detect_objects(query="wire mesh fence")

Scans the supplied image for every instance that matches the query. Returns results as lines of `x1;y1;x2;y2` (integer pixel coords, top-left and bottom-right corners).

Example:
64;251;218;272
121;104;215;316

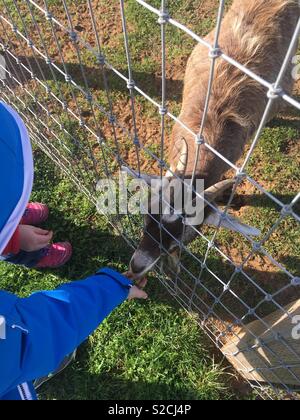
0;0;300;400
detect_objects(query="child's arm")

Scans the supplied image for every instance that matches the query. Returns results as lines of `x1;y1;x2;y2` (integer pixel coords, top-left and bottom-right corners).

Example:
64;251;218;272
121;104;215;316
0;268;146;396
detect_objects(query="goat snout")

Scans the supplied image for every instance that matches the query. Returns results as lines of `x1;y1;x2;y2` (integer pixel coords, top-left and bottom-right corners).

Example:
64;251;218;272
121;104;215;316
129;251;160;280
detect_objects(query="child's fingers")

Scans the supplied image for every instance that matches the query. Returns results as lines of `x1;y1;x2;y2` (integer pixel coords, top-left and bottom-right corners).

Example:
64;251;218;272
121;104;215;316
136;277;147;289
33;227;52;236
128;286;148;301
123;272;148;288
35;231;53;247
37;238;51;248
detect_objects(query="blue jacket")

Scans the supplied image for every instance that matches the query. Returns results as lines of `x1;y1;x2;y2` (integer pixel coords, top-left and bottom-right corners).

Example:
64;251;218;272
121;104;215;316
0;268;132;400
0;102;133;399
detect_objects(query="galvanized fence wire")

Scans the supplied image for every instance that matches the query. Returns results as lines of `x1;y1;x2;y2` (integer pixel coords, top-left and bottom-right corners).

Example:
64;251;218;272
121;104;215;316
0;0;300;399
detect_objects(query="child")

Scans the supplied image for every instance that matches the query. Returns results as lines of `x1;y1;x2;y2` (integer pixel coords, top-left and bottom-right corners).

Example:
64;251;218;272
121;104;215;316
0;101;148;400
1;202;72;269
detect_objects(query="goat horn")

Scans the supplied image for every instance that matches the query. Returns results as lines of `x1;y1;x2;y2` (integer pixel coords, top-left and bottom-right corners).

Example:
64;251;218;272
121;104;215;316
204;179;235;205
164;138;188;178
165;168;175;178
176;137;188;175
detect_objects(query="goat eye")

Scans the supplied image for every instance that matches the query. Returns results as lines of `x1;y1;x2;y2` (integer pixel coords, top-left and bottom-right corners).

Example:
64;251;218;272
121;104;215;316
143;216;151;229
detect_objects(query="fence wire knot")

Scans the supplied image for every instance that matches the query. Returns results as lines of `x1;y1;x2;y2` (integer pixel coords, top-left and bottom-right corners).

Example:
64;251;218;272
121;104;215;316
159;106;168;116
281;205;292;217
253;241;262;252
195;134;205;145
133;136;140;147
235;265;242;273
45;11;53;21
86;92;93;102
292;277;300;287
158;11;170;25
267;84;283;100
69;31;78;43
158;159;165;169
65;74;72;83
127;79;135;90
96;53;105;66
109;114;116;124
235;169;247;181
209;47;222;59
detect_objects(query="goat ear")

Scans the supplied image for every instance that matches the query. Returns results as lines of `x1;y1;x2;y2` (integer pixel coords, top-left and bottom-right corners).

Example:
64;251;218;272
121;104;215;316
164;137;189;180
121;166;161;186
204;210;261;237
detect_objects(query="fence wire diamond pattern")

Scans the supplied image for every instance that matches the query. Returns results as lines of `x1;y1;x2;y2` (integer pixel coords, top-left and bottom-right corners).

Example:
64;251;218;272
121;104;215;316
0;0;300;400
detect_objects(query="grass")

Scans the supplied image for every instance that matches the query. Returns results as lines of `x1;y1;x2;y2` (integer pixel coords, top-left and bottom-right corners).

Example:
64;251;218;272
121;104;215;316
0;149;233;400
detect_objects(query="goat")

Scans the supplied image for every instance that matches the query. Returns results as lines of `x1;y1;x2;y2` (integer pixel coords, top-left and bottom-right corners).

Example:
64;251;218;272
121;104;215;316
127;0;299;279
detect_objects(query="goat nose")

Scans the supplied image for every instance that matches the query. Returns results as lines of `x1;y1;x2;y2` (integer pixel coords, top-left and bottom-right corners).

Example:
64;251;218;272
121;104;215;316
130;251;152;275
130;251;161;279
130;258;145;275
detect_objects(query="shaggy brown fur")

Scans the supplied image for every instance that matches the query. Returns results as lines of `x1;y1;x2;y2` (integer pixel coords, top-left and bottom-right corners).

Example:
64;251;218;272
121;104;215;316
170;0;299;187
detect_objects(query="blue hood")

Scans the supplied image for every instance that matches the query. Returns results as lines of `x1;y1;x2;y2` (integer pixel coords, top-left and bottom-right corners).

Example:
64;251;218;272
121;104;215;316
0;101;33;254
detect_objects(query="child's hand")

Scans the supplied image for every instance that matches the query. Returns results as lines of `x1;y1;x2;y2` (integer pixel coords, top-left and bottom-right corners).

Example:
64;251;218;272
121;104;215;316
19;225;53;252
124;273;148;300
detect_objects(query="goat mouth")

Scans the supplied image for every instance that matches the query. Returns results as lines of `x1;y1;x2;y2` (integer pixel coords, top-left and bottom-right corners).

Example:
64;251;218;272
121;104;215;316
129;256;160;281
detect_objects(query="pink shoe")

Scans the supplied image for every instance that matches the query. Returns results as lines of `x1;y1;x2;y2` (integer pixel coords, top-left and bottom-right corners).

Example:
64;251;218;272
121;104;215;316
22;203;49;226
36;242;73;269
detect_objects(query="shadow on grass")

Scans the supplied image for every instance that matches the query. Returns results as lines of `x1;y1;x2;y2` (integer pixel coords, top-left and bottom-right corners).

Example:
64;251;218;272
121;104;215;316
4;54;184;101
268;116;300;130
220;192;300;213
39;365;210;400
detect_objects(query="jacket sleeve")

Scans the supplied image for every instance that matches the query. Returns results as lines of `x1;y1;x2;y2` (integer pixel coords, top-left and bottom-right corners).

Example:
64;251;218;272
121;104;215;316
2;227;20;255
0;268;132;393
